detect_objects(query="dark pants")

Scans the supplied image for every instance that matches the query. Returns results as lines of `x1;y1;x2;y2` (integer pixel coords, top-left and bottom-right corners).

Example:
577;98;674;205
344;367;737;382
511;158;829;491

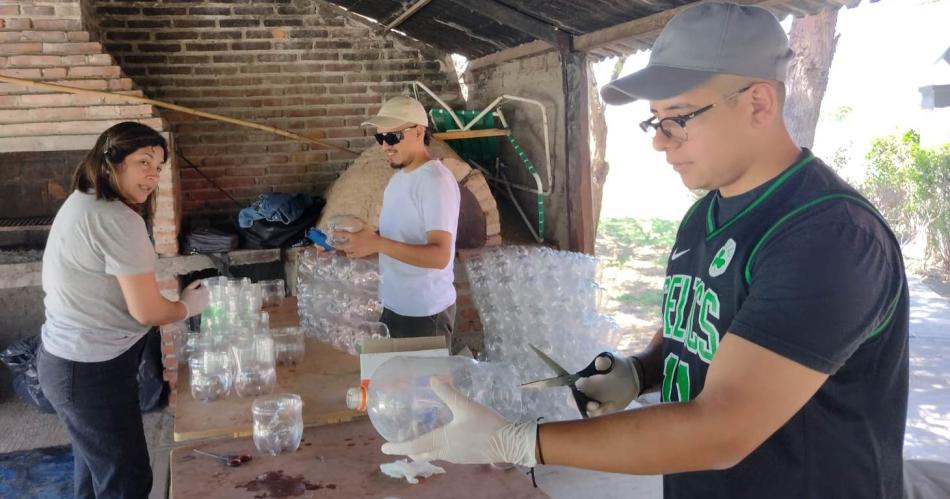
380;304;456;349
37;336;152;499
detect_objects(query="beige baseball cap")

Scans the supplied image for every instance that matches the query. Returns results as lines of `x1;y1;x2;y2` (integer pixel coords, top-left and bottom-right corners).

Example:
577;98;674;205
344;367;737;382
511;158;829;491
361;96;429;130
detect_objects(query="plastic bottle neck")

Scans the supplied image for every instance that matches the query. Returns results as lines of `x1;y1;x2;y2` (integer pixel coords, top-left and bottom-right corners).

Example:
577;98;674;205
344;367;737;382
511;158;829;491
345;385;367;412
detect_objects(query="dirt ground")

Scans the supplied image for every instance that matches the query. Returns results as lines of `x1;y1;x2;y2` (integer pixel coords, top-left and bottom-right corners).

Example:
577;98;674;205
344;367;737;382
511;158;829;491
594;218;677;355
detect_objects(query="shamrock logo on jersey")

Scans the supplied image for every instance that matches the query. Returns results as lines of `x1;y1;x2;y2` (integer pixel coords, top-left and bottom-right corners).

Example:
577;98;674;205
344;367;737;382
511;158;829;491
709;238;736;277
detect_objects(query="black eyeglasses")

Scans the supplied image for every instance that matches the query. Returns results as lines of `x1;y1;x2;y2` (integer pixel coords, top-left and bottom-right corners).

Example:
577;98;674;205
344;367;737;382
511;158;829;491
374;125;417;146
639;84;754;142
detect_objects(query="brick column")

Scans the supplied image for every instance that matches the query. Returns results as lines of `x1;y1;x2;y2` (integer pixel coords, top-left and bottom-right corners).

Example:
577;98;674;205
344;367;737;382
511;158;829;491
153;133;180;256
157;273;182;407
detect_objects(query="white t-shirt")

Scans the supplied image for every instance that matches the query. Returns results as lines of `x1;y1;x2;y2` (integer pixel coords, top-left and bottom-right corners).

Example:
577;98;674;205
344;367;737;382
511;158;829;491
378;160;461;316
41;191;156;362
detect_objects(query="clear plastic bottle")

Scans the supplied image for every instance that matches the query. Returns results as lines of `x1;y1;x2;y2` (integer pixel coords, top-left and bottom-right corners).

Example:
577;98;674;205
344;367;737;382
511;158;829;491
252;393;303;456
231;335;276;398
346;356;523;443
190;348;232;402
324;214;365;247
271;326;305;366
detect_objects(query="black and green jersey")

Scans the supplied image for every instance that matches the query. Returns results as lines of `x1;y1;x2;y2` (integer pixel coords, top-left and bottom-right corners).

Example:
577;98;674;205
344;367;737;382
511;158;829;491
660;150;908;499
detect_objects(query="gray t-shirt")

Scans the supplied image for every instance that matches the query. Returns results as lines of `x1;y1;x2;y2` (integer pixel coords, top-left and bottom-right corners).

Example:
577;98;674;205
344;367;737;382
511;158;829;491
41;191;156;362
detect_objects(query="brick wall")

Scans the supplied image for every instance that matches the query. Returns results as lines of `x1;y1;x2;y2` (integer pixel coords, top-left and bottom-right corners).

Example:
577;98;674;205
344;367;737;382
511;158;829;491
0;0;180;255
89;0;462;220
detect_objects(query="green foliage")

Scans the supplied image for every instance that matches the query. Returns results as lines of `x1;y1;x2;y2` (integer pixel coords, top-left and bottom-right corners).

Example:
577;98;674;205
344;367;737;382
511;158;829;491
862;130;920;244
862;130;950;271
599;217;678;249
910;143;950;272
830;141;853;173
827;104;855;122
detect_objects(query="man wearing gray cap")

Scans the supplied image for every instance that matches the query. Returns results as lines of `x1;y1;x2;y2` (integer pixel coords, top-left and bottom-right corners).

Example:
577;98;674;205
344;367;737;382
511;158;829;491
334;96;461;345
380;4;908;498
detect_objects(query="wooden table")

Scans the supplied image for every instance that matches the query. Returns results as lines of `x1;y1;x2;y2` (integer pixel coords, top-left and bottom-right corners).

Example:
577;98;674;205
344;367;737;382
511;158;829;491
174;297;364;442
170;419;549;498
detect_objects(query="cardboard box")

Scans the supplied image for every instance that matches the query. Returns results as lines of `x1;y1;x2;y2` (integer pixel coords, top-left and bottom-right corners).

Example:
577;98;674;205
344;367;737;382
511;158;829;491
351;336;448;411
359;336;449;382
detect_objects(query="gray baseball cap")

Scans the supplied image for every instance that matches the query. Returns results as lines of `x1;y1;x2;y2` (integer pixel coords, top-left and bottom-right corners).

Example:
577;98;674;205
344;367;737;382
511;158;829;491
601;3;793;105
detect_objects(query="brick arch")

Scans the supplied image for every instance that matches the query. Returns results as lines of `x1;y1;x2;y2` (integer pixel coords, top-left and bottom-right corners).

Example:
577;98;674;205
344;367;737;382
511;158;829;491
317;138;501;247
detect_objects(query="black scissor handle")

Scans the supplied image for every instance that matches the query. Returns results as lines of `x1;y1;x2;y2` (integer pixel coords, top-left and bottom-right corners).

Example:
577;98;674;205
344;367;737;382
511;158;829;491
570;352;617;418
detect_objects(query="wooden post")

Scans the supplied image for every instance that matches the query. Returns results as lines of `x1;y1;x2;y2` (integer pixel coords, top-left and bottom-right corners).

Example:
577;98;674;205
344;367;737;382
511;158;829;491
561;36;595;254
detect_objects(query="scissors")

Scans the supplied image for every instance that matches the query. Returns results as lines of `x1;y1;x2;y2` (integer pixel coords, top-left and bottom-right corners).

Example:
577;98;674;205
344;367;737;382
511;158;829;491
521;344;617;418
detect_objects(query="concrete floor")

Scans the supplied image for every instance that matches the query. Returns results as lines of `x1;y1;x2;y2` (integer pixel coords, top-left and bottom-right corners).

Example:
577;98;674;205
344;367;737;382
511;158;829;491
0;383;178;499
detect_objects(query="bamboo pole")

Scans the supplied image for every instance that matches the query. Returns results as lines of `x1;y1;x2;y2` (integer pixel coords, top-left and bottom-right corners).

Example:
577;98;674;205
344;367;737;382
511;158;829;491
0;74;360;156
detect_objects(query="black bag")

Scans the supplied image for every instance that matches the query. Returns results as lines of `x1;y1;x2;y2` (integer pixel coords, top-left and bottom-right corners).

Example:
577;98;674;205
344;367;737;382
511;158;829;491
182;227;239;254
1;335;54;413
137;328;166;412
0;331;166;413
240;197;325;249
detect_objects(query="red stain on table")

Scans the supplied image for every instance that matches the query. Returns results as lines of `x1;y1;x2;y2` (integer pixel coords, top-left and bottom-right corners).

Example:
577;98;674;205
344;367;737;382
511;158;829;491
235;470;333;498
173;419;548;498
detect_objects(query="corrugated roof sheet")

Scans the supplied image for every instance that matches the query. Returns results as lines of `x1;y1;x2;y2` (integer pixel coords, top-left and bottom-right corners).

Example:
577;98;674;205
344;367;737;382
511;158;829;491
326;0;873;61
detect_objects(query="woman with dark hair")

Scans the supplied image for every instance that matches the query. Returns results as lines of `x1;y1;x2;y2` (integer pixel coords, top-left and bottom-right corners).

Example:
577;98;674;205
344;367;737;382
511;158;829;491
37;122;210;499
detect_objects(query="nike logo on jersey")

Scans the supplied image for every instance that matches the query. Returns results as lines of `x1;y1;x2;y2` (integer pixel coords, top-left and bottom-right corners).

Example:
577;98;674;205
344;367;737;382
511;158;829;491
671;248;690;260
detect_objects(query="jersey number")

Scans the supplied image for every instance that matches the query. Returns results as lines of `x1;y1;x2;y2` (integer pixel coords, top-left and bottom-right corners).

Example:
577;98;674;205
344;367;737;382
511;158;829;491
662;353;691;402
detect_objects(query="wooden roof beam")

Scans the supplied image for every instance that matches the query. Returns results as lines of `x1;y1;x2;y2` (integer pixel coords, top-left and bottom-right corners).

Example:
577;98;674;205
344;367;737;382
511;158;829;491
385;0;433;31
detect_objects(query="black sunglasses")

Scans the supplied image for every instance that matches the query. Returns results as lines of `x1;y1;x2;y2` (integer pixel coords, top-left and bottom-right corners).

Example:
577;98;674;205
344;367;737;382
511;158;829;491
374;125;418;146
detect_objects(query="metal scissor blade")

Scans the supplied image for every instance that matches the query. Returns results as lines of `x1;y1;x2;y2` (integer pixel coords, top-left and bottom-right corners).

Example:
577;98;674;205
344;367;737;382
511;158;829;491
521;374;580;389
528;344;570;377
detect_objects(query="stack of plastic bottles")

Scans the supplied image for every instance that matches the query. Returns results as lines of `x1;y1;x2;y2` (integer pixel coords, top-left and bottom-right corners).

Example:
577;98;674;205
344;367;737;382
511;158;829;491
297;251;390;355
464;246;622;422
199;277;269;338
188;277;277;401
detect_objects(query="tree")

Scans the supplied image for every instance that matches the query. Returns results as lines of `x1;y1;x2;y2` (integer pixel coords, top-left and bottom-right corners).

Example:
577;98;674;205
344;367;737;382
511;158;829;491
862;131;920;245
910;142;950;272
783;9;840;149
589;58;625;236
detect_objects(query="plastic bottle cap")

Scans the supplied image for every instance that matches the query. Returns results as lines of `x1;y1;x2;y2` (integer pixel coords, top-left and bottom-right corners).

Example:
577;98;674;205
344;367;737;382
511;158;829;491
346;386;366;412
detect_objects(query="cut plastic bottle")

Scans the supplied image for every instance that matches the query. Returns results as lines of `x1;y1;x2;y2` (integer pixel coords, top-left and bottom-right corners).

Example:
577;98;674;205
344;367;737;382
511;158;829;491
346;356;523;443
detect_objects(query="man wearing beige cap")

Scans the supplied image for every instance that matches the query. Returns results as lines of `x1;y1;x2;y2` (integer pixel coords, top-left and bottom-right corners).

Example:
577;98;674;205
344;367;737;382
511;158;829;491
381;4;908;498
335;96;461;345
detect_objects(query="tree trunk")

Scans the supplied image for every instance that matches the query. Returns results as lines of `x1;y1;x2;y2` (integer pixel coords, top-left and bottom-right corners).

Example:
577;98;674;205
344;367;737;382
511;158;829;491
784;9;839;149
590;59;625;238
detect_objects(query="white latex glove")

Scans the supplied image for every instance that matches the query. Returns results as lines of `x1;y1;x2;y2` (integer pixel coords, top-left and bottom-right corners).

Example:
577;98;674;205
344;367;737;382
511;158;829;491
575;354;642;417
381;377;538;467
179;280;210;319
